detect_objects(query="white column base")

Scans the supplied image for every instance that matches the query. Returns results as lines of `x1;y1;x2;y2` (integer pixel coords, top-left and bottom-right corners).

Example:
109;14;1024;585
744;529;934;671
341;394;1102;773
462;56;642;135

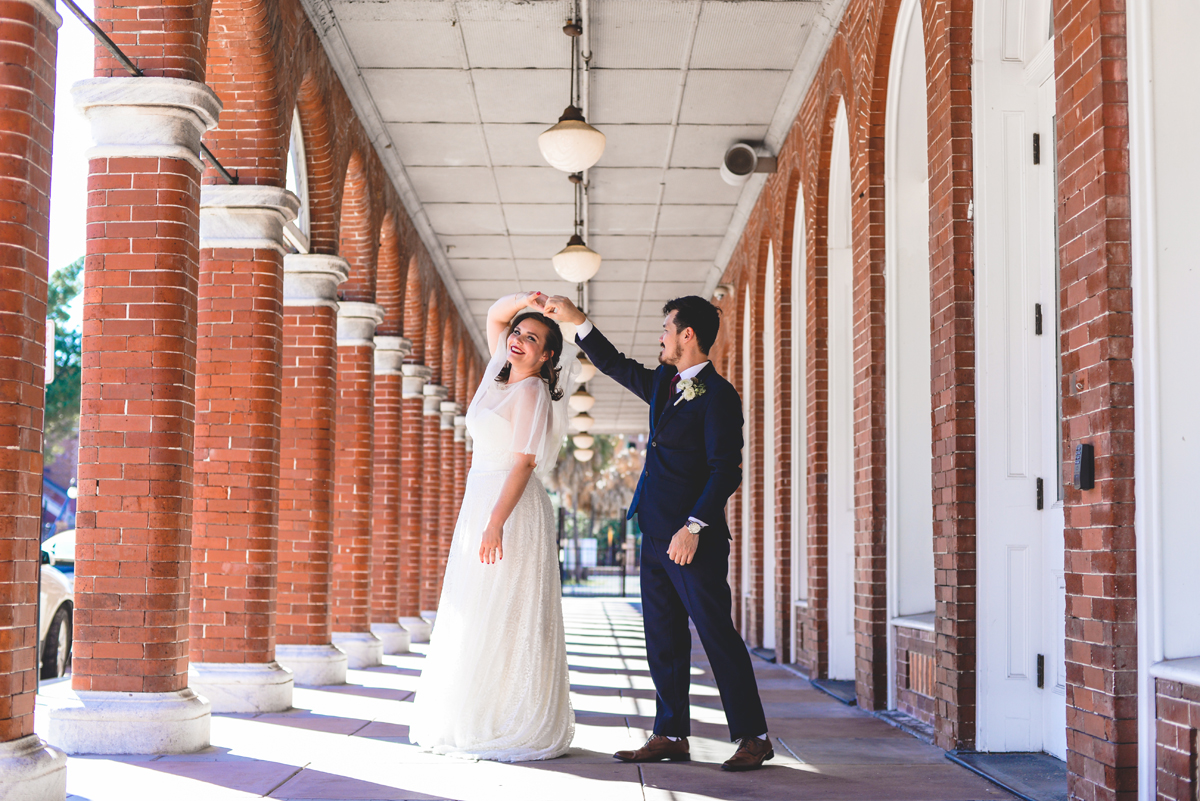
0;735;66;801
370;623;411;655
188;661;293;714
331;631;384;669
399;616;432;643
45;688;210;755
420;610;438;627
274;644;348;687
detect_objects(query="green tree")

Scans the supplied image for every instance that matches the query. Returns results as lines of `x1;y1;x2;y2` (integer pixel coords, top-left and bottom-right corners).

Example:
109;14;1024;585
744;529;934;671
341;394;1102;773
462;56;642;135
44;257;84;460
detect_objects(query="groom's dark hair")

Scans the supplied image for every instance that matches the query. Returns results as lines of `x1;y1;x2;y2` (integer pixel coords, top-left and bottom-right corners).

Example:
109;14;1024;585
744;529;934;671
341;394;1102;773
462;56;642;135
663;296;720;355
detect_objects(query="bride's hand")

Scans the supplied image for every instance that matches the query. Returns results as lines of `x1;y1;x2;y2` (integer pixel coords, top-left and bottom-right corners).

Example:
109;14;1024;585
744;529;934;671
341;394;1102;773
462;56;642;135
520;291;546;310
479;522;504;564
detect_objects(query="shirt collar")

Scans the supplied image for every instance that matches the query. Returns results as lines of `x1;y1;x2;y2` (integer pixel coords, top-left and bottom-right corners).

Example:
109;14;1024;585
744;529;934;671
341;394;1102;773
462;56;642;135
675;361;709;384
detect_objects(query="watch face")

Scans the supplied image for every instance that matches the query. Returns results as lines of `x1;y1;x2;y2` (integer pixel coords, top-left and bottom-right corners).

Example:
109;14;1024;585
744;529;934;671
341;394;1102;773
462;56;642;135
688;522;702;534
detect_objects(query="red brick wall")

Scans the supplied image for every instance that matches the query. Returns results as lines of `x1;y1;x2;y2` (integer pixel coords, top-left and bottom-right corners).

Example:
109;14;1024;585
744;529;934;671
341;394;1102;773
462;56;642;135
0;0;57;744
332;343;375;634
420;408;442;612
896;626;937;727
190;247;284;664
1053;0;1138;797
1155;678;1200;801
370;372;401;626
93;0;207;81
276;307;337;645
398;390;424;620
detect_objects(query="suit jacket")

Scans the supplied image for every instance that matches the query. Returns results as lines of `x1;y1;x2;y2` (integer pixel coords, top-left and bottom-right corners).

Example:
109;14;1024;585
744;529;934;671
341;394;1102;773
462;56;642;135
576;326;743;540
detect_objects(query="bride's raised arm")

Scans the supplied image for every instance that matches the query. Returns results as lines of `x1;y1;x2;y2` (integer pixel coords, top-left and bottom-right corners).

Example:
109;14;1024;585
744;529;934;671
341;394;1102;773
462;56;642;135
487;292;546;355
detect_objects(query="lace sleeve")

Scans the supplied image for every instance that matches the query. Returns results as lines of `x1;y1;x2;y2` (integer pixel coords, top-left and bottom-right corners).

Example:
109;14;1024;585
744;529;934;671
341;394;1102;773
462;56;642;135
508;379;554;466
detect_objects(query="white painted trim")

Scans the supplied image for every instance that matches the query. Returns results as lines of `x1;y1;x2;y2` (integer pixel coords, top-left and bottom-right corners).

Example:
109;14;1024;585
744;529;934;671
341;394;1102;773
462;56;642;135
891;613;936;633
1149;657;1200;687
1126;0;1163;797
295;0;487;357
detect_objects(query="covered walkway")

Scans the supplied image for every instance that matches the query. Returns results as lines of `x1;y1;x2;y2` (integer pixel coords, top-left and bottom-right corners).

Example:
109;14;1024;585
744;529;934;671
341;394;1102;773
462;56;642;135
37;599;1011;801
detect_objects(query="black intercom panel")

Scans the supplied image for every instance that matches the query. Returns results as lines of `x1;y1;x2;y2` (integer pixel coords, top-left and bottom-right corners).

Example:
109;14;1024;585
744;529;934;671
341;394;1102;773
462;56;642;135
1074;443;1095;490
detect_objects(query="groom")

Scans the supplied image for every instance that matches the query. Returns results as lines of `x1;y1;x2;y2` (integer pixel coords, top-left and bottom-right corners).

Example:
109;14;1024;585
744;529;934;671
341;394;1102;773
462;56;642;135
545;295;772;771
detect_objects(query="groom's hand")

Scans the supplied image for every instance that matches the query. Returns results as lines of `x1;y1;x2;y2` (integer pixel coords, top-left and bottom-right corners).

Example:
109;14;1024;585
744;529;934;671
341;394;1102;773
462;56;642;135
543;295;587;326
667;527;699;566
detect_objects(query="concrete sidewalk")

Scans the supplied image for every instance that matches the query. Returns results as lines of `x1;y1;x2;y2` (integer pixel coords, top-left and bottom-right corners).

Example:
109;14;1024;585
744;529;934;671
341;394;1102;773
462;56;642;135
37;599;1014;801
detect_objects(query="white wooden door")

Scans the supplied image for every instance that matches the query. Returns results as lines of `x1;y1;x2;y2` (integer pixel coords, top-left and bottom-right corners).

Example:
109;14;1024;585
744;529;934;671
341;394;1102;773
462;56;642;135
763;244;777;650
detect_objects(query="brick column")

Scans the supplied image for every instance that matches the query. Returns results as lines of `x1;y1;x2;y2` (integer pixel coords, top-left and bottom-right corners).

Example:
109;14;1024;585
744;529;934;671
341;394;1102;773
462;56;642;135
398;364;431;641
47;76;222;756
186;185;300;714
369;336;412;655
420;383;448;618
0;0;68;793
331;302;386;669
437;400;461;597
274;254;349;687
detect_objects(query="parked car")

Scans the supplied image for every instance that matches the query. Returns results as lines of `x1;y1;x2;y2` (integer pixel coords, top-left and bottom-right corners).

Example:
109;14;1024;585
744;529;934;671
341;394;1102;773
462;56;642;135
39;551;73;679
41;528;75;567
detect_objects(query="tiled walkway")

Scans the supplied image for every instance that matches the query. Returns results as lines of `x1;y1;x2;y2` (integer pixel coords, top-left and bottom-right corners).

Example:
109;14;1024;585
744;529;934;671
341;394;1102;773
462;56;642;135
37;599;1014;801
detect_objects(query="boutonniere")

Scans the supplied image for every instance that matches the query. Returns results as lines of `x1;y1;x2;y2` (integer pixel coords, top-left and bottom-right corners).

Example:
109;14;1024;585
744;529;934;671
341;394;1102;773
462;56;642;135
674;377;707;406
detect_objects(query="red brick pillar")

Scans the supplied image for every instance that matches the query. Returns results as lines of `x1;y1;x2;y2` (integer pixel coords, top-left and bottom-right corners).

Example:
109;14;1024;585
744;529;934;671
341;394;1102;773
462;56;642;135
274;254;349;686
398;364;431;641
436;400;461;597
420;383;448;617
331;302;385;669
368;335;412;655
0;0;68;791
48;76;222;756
185;185;300;714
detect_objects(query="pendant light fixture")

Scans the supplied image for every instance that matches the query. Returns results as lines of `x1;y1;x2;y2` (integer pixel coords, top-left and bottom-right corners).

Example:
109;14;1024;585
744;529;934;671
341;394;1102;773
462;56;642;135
552;175;601;282
573;447;595;463
577;354;597;383
538;14;604;173
570;411;594;432
568;386;596;413
572;433;594;450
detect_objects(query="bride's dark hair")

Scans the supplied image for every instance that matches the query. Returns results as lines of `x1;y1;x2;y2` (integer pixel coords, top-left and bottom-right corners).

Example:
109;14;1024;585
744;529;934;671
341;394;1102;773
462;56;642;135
495;312;566;401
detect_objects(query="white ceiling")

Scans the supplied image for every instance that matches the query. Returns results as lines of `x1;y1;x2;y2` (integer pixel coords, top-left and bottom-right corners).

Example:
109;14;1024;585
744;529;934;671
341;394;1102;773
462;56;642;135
310;0;842;433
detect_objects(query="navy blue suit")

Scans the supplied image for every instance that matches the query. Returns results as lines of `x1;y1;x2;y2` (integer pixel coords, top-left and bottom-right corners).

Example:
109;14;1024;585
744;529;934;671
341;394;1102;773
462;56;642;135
576;326;767;741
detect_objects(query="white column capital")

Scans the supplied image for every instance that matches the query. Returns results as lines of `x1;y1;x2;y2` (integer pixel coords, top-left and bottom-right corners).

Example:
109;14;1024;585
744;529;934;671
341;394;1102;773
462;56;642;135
454;414;468;443
337;302;386;348
44;687;211;755
283;254;349;309
12;0;63;26
72;77;222;172
465;432;474;453
199;185;301;254
374;336;412;376
423;383;449;416
402;364;432;399
440;400;461;431
0;734;66;799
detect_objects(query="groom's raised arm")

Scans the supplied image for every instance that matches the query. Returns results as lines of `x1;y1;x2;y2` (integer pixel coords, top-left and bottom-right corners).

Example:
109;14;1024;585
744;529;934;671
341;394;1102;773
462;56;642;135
576;323;657;405
690;382;744;527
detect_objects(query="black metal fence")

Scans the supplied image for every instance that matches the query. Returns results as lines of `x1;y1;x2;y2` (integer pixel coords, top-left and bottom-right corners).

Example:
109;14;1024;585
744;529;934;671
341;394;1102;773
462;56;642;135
557;507;641;597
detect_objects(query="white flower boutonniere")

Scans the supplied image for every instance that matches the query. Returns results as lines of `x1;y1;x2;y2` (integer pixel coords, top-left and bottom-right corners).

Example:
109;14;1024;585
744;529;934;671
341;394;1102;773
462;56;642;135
674;377;707;406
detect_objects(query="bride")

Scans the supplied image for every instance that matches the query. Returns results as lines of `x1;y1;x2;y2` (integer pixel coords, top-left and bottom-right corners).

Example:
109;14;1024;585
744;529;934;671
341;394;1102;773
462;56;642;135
409;291;576;762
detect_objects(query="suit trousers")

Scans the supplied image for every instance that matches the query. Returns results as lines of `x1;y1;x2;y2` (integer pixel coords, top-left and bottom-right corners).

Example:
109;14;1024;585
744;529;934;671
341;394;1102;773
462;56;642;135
639;530;768;741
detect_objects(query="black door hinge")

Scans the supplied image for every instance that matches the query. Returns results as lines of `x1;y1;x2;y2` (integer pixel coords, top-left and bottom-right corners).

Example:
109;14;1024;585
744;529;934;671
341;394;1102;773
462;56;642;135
1037;654;1045;688
1033;133;1041;165
1036;477;1045;510
1035;303;1043;335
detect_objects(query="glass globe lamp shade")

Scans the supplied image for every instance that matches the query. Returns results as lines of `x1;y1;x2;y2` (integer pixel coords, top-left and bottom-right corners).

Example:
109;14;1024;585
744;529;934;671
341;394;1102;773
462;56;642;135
573;447;595;462
572;433;594;450
569;412;594;432
552;235;601;283
577;355;597;383
538;105;606;172
568;386;595;413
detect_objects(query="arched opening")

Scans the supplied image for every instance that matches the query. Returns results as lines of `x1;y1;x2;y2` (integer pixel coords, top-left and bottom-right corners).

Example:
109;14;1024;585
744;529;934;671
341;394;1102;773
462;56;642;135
973;0;1064;758
826;98;855;681
284;107;311;253
762;241;777;651
789;182;808;666
403;258;425;363
338;152;375;302
376;213;403;336
884;0;936;713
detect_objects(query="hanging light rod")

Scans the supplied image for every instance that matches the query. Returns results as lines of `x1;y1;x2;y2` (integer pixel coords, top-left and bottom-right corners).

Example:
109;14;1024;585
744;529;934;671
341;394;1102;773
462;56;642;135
538;14;605;173
59;0;239;185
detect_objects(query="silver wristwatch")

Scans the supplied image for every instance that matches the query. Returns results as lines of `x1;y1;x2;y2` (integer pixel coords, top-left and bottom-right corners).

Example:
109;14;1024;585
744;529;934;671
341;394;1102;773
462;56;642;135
686;521;703;535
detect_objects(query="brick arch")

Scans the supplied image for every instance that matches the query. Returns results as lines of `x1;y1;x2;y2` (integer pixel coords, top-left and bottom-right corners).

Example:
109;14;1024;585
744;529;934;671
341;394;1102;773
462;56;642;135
440;314;458;398
424;291;443;385
202;0;285;185
294;72;338;254
402;257;425;363
376;212;404;336
454;344;469;407
338;152;376;302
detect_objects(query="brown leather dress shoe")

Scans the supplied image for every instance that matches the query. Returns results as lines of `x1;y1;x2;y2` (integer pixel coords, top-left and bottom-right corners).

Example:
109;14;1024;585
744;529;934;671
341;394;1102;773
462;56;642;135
721;735;774;771
613;734;691;763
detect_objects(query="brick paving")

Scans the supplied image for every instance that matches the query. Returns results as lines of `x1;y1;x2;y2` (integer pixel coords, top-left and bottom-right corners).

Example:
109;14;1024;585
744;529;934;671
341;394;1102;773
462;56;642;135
37;598;1015;801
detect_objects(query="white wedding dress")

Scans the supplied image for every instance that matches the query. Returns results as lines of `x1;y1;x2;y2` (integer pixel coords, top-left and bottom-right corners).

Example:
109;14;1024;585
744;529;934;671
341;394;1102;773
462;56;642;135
409;332;576;762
